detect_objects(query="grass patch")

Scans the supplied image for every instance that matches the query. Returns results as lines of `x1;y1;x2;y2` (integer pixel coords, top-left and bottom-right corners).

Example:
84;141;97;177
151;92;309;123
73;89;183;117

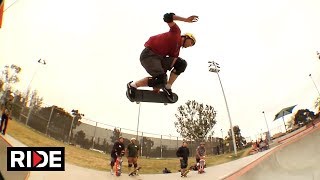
6;120;250;174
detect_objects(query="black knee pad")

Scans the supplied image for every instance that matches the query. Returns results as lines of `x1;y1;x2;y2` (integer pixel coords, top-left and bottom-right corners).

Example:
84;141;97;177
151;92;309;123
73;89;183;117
172;57;187;75
128;164;133;168
134;163;138;168
147;74;167;87
163;13;175;23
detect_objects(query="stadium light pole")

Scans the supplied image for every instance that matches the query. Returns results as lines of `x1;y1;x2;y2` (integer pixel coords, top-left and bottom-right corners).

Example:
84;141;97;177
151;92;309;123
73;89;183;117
208;61;237;156
309;74;320;96
136;102;141;141
22;59;46;125
26;59;46;94
262;111;271;142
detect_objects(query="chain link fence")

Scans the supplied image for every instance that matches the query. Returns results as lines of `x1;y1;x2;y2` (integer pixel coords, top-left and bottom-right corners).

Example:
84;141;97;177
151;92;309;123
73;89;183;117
6;93;231;158
7;91;301;157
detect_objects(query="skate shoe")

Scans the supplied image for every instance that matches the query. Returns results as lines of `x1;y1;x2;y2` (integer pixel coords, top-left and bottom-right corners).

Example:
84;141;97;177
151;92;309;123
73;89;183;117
163;87;174;102
127;81;136;100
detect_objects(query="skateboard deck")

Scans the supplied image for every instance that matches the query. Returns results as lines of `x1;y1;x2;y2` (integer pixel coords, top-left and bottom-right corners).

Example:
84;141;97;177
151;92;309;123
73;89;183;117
181;169;190;177
198;159;205;174
126;89;178;104
114;156;123;176
128;167;141;176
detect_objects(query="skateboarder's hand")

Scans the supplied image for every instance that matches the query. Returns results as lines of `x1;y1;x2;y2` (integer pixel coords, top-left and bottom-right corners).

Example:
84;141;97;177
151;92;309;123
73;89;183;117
185;15;198;23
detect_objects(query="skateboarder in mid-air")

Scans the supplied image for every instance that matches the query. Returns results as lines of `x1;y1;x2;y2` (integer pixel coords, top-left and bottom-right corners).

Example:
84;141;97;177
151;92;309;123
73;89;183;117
127;12;198;102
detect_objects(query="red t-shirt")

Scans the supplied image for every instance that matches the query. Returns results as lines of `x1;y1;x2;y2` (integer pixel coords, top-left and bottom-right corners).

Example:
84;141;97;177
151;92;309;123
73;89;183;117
144;24;181;58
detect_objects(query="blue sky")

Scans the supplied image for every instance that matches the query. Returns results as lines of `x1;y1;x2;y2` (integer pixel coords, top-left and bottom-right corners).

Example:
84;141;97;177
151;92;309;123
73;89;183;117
1;0;320;139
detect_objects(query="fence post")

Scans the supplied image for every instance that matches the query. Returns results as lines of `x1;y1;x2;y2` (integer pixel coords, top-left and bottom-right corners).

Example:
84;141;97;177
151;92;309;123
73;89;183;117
68;116;75;144
141;132;144;157
92;122;98;149
26;106;33;126
46;106;55;135
160;135;163;158
177;137;179;148
18;99;27;122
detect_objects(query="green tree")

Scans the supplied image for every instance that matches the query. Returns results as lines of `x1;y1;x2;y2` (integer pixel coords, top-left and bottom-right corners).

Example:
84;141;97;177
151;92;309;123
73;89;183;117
0;64;22;91
174;100;217;141
82;138;92;149
227;125;246;150
110;128;121;143
29;90;43;111
142;137;154;158
40;106;73;141
74;130;86;145
294;109;315;125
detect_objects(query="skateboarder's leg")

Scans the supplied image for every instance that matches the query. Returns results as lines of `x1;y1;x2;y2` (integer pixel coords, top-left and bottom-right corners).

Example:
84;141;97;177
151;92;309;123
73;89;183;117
110;154;117;175
132;48;166;88
163;57;187;101
2;114;9;135
127;157;133;171
0;114;6;134
133;157;138;169
180;159;188;176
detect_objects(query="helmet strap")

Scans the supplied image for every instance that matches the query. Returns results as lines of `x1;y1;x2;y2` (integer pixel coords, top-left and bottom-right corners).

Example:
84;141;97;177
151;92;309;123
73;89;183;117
182;36;188;48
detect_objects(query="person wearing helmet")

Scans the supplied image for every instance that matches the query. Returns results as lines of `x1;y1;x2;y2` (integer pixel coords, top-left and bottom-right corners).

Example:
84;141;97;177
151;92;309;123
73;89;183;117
127;12;198;102
126;137;140;172
0;91;14;135
195;142;206;170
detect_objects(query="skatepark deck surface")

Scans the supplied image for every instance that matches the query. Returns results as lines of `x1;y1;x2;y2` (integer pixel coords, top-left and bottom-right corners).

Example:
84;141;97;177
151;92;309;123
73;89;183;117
0;135;29;180
0;123;319;180
227;124;320;180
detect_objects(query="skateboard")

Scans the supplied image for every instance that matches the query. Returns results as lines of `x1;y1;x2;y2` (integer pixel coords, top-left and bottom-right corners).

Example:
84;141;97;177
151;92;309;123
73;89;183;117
181;169;190;177
198;158;205;174
128;167;141;176
114;156;123;176
126;88;178;104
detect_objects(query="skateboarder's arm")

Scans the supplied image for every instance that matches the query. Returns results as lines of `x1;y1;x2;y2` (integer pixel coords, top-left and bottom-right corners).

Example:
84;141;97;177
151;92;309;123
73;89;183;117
111;142;118;154
176;147;182;157
163;13;199;28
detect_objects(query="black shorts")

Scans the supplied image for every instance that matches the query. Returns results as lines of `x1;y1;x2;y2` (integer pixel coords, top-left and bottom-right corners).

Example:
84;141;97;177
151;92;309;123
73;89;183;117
140;48;174;77
180;159;188;169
